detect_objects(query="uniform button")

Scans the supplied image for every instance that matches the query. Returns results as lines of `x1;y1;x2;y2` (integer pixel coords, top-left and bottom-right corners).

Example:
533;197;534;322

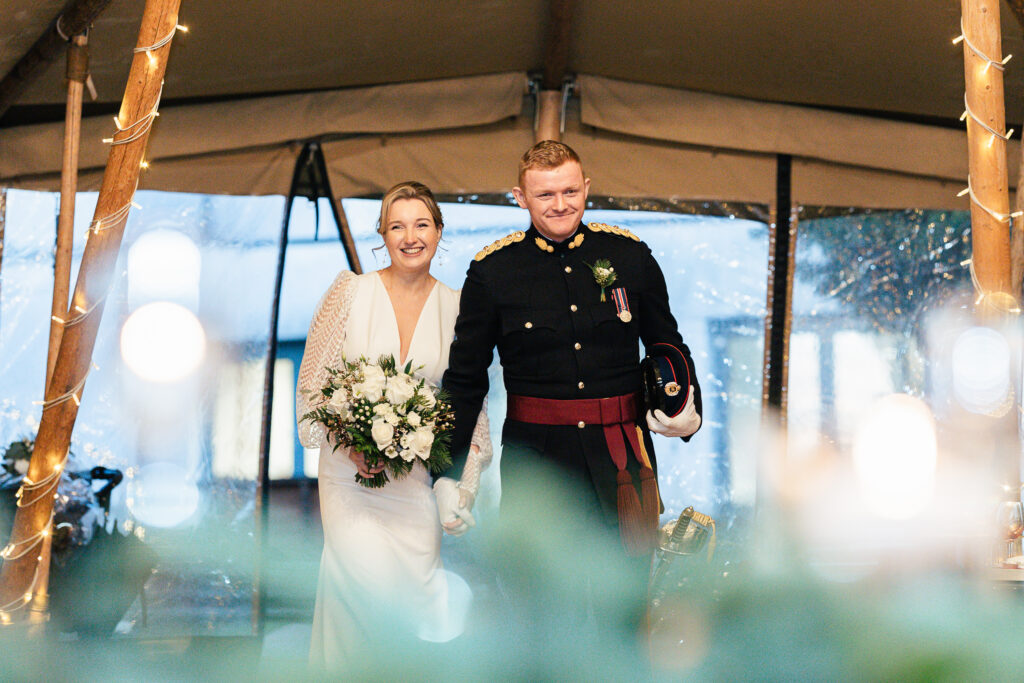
564;266;572;274
577;421;586;429
577;381;585;389
570;304;578;312
524;322;533;329
574;342;582;350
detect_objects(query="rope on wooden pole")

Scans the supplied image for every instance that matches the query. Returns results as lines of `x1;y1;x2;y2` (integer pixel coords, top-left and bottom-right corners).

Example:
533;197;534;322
958;0;1015;312
0;0;184;624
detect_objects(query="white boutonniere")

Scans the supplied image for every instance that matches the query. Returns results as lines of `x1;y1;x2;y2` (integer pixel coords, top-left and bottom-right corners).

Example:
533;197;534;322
585;259;617;302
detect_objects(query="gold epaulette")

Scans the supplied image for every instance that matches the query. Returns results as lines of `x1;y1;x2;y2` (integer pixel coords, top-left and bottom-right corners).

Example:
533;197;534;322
587;222;640;242
474;230;526;261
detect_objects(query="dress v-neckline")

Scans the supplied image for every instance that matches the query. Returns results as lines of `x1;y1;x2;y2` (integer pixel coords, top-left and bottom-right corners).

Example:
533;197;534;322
376;271;439;366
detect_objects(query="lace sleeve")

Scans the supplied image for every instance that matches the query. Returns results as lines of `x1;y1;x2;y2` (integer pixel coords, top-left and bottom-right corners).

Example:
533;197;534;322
296;270;357;448
458;399;493;497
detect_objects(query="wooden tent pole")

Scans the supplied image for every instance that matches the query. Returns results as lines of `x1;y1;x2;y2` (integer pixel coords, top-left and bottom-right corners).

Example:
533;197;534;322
0;0;182;622
48;34;89;390
29;31;91;623
961;0;1013;303
0;0;113;120
535;0;573;142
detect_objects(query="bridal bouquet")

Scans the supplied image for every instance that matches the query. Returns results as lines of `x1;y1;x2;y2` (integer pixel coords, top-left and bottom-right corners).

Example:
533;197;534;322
301;355;454;488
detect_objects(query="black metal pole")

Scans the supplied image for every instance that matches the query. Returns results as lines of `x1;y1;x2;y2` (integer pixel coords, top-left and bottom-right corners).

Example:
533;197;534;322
765;154;793;414
254;142;313;638
311;142;362;273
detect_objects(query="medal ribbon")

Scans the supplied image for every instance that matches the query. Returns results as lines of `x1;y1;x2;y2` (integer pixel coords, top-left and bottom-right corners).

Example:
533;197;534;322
611;287;630;320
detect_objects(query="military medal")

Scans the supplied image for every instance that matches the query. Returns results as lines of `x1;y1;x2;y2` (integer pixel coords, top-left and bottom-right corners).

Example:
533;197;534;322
611;287;632;322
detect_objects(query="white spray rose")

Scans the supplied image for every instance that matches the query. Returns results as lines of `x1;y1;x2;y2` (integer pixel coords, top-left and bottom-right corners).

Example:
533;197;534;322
326;387;349;414
354;365;387;402
385;445;398;459
408;427;435;460
417;387;437;409
385;374;418;405
407;411;422;427
399;448;416;462
370;418;394;450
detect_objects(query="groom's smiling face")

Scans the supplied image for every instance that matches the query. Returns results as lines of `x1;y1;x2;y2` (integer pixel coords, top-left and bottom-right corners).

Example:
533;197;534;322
384;198;442;272
513;161;590;243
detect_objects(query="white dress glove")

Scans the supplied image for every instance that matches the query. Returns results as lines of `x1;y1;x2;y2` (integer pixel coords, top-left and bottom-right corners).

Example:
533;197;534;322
433;477;476;536
646;385;701;438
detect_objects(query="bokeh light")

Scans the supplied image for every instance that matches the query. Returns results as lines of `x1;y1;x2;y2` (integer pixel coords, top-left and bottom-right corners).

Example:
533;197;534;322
952;326;1011;415
126;228;201;311
852;393;937;520
126;461;200;528
120;302;206;382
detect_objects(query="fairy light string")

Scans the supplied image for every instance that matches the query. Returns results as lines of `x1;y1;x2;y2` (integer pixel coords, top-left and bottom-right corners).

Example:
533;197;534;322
954;12;1018;307
2;20;187;624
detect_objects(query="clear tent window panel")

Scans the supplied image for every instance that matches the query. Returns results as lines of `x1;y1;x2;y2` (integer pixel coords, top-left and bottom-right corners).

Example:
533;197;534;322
0;188;285;637
789;208;972;451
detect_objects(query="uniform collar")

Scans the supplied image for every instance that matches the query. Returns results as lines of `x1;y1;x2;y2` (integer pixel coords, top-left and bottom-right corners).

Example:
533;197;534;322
527;224;586;255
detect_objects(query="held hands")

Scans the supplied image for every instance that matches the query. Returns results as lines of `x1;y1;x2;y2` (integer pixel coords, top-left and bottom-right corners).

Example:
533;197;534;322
433;478;476;536
348;450;385;478
646;384;701;438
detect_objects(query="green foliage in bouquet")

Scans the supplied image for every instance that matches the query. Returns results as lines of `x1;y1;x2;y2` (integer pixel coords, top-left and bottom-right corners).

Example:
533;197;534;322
301;354;454;488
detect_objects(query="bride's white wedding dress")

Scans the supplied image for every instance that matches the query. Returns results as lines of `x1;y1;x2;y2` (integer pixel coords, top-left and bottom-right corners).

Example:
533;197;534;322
296;270;491;669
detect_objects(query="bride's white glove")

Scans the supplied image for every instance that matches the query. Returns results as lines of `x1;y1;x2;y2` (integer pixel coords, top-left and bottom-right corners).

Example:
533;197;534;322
433;477;475;536
646;385;701;438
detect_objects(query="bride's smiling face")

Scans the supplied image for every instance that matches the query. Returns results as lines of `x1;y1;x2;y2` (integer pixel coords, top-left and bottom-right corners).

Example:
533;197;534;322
383;198;442;273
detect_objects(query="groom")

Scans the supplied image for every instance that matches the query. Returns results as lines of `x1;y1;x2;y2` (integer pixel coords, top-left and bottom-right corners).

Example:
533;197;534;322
441;140;701;650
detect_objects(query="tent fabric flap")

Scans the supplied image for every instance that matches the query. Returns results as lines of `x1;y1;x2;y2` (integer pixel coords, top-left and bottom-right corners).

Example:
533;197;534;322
0;72;527;184
578;74;1014;187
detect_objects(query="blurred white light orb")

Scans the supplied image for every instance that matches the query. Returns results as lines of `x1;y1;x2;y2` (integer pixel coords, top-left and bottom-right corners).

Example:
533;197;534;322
127;462;199;528
121;302;206;382
952;326;1011;415
127;228;201;311
852;394;937;520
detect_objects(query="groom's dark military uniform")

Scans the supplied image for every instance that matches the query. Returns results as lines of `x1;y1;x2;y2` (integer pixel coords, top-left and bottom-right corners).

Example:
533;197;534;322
443;222;701;538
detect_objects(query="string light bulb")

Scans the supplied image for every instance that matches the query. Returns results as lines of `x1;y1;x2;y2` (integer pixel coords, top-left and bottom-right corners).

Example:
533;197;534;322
954;19;1011;72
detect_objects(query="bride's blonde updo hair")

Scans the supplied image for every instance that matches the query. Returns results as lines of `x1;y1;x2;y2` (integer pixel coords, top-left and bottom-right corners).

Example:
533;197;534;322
377;181;444;236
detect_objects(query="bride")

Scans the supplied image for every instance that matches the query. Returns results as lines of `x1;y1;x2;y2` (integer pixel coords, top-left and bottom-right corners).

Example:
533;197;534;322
296;181;491;668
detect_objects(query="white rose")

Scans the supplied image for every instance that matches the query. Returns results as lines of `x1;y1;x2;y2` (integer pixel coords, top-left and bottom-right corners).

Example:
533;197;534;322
408;427;434;460
326;388;348;414
370;418;394;450
417;387;437;409
407;411;421;427
355;365;387;402
14;459;28;475
385;375;417;405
